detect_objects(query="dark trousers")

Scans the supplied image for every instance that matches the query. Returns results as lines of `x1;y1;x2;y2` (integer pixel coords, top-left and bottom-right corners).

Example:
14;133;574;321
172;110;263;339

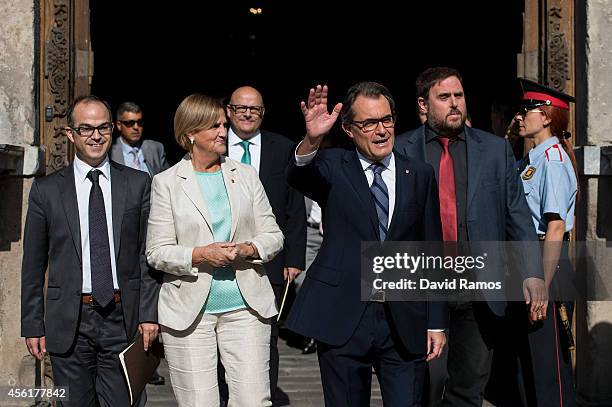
50;301;145;407
491;301;575;407
317;302;426;407
437;302;499;407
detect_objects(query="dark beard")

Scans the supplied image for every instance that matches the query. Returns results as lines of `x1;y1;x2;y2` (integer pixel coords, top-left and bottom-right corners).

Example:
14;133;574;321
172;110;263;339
428;111;465;137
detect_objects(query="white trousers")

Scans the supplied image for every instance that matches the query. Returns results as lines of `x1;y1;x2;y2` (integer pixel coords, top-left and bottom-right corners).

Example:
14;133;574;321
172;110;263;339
161;308;272;407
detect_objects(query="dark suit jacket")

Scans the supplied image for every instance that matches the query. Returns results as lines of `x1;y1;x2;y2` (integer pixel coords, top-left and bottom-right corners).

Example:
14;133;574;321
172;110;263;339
21;161;160;354
395;125;542;311
258;131;306;285
285;148;445;354
110;138;170;176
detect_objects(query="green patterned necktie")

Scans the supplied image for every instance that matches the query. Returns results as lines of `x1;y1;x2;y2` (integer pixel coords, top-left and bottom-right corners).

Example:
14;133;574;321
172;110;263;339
239;140;252;165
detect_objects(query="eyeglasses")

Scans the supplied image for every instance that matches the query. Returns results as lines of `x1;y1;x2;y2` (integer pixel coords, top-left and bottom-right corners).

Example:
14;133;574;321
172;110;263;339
70;123;114;137
228;104;265;115
350;116;395;132
118;119;144;127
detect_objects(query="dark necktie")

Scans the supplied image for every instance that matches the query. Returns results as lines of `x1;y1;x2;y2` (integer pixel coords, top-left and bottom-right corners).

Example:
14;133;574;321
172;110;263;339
239;140;252;165
87;169;114;307
437;137;458;241
369;163;389;241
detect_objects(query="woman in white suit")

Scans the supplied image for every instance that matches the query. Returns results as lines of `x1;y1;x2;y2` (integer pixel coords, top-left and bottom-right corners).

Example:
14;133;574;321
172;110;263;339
146;94;283;407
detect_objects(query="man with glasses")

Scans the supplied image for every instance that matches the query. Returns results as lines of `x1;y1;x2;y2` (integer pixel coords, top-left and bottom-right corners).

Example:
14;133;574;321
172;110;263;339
395;67;546;407
285;82;446;405
223;86;306;402
21;95;161;406
110;102;169;176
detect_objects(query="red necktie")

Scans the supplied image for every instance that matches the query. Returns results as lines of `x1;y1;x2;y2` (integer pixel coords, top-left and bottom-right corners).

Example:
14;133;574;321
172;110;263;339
437;137;457;241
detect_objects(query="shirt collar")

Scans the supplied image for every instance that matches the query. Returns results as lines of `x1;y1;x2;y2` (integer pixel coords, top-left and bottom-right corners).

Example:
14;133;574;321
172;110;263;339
73;154;111;183
119;136;140;154
229;128;261;146
424;123;466;142
356;150;394;173
529;136;560;161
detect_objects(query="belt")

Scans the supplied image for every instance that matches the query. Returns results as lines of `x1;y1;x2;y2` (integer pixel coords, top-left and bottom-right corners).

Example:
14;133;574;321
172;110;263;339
307;221;320;229
82;291;121;306
538;232;570;241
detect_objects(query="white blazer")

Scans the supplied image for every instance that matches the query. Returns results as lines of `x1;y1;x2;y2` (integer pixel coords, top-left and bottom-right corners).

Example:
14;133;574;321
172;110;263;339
146;156;283;331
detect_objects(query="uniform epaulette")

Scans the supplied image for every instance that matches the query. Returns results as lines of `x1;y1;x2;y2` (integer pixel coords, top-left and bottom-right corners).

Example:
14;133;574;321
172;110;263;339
544;144;563;162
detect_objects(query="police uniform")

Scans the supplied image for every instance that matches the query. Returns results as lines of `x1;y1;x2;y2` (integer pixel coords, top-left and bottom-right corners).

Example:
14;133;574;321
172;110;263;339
520;135;577;237
514;80;577;407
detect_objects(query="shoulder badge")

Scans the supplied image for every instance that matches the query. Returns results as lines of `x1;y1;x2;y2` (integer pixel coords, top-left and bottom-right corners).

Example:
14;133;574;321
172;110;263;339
522;166;537;180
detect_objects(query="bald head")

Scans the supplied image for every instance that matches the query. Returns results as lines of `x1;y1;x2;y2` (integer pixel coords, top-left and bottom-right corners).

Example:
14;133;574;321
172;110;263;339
230;86;264;105
227;86;265;139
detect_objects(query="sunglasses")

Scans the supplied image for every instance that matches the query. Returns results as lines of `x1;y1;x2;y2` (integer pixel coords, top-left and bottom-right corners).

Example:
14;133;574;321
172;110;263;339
118;119;144;127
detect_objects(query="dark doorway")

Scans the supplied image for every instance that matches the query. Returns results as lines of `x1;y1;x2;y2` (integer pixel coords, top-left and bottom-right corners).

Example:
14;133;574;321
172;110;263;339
91;0;523;164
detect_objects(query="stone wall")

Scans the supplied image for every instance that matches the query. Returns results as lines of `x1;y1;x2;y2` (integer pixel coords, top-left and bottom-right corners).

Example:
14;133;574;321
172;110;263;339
0;1;36;405
576;0;612;405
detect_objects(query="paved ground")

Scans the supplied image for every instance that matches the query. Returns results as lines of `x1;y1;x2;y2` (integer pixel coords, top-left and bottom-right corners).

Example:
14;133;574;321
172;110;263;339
146;337;382;407
147;337;493;406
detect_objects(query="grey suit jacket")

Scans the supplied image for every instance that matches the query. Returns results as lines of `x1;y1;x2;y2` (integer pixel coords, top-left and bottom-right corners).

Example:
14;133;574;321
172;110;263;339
110;138;170;176
21;161;160;354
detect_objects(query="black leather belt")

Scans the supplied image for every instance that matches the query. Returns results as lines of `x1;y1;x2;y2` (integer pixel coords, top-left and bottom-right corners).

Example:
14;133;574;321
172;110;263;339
307;221;320;229
538;232;570;241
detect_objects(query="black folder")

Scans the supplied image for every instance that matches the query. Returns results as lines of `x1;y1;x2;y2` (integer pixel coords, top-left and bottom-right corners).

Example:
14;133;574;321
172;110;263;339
119;332;164;405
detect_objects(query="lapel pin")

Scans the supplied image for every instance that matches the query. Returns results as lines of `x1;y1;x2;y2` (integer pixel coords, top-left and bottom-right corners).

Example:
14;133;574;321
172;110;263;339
405;169;410;174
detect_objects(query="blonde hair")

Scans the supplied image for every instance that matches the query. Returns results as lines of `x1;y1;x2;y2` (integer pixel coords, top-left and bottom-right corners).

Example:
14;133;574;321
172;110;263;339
174;94;224;151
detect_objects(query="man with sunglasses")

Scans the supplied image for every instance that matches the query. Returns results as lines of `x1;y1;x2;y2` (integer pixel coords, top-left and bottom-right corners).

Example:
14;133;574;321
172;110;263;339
110;102;169;176
21;95;160;406
223;86;306;403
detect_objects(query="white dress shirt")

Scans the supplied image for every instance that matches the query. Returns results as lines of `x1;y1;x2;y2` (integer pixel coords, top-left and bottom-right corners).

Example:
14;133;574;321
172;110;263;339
228;128;262;173
73;155;119;293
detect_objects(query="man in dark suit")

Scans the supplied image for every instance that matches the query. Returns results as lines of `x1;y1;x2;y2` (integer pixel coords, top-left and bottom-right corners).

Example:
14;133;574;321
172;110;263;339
21;95;161;406
225;86;307;399
110;101;169;176
286;82;446;405
394;67;547;406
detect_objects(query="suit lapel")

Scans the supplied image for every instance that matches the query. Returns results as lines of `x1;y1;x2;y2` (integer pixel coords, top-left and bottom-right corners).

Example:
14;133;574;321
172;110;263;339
221;157;240;242
401;125;427;160
387;155;412;239
343;150;379;239
258;132;274;183
59;164;82;263
111;141;125;165
466;127;483;212
140;140;156;175
110;162;127;261
177;158;214;235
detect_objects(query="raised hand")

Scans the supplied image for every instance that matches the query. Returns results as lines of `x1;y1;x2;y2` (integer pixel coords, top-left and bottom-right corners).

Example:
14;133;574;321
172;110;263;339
297;85;343;155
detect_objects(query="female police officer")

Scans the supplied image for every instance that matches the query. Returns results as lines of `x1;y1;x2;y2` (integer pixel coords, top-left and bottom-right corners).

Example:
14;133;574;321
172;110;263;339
510;79;578;406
